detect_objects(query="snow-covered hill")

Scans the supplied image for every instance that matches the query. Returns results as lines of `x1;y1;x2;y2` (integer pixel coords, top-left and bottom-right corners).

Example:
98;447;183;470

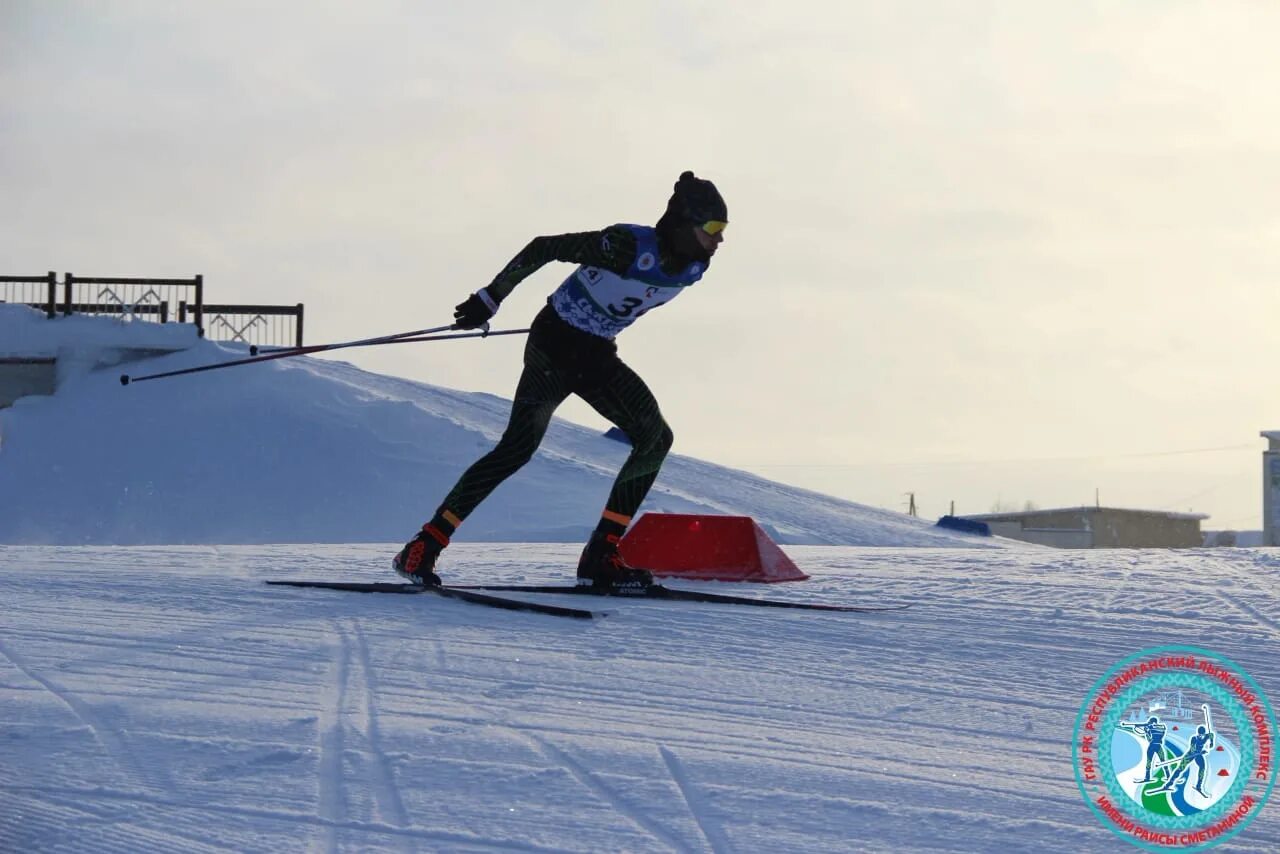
0;306;990;548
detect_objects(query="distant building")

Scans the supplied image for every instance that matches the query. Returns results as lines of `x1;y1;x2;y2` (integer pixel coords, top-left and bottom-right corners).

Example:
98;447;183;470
1262;431;1280;546
1203;530;1264;548
960;506;1208;549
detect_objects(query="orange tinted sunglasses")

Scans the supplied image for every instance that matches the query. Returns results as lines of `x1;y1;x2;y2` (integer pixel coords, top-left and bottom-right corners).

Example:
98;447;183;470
701;220;728;235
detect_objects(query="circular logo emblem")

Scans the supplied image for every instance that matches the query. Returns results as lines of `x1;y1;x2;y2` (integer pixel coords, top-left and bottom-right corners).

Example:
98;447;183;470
1073;646;1275;850
636;252;656;271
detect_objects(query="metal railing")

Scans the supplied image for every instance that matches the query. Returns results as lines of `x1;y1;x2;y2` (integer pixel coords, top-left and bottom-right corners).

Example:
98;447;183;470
180;302;305;348
0;272;58;317
64;273;202;327
1;272;305;348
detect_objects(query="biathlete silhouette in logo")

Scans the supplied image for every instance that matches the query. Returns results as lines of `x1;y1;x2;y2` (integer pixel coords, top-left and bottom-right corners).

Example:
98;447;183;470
1157;727;1213;798
1154;722;1217;798
1118;716;1168;783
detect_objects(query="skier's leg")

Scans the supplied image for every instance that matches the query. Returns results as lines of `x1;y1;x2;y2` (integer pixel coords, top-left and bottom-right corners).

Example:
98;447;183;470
577;357;673;535
393;334;570;580
436;344;572;522
567;356;672;589
1157;759;1187;792
1145;743;1159;778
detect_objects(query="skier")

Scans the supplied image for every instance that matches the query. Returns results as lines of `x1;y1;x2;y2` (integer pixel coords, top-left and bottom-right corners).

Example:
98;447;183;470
1155;725;1216;797
392;171;728;594
1120;716;1168;783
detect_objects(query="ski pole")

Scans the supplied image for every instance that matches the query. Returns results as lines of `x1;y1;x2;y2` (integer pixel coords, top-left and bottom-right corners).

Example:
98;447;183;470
120;323;459;386
248;326;531;355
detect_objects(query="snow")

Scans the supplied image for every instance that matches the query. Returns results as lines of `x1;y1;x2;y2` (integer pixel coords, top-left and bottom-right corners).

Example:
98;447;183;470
3;307;1279;852
2;546;1278;852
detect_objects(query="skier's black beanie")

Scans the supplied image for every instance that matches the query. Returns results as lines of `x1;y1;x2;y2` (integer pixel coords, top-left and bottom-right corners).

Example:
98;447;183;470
656;171;727;261
661;170;727;226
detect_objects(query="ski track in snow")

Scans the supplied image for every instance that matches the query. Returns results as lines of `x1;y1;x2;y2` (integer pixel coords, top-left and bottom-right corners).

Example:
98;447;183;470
316;618;413;852
1;543;1279;852
317;619;349;850
658;745;734;854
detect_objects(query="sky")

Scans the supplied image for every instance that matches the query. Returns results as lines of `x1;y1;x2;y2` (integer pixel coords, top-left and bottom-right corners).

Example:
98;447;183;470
3;1;1280;529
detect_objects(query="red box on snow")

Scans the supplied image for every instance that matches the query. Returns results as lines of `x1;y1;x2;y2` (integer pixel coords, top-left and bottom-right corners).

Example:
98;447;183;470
619;513;808;583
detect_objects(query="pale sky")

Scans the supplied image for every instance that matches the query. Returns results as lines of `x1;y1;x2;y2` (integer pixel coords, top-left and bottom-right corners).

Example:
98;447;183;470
4;1;1279;529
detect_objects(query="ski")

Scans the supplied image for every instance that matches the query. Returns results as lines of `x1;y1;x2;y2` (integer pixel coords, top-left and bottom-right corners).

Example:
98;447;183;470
452;583;909;612
264;580;600;620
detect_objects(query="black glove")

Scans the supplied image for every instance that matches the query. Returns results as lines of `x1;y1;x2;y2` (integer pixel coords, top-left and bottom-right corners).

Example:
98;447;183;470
453;288;498;330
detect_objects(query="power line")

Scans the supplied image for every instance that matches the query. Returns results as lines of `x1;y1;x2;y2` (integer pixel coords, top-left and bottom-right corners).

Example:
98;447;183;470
739;443;1257;470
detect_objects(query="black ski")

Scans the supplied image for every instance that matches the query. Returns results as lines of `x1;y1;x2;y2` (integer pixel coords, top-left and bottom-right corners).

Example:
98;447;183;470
452;583;909;612
265;580;600;620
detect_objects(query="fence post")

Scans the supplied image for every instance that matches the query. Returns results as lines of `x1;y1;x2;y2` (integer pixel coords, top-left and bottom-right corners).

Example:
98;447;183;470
45;271;56;318
194;274;204;337
63;273;74;316
295;303;304;347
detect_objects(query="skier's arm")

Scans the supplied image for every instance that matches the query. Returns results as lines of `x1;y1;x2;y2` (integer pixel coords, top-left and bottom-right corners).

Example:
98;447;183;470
453;227;638;328
486;226;638;302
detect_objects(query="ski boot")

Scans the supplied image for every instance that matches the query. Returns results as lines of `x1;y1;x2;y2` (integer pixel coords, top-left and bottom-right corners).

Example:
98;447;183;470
392;524;446;586
576;531;652;595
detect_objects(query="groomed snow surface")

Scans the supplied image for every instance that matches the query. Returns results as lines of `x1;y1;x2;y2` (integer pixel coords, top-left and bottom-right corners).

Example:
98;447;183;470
2;546;1278;853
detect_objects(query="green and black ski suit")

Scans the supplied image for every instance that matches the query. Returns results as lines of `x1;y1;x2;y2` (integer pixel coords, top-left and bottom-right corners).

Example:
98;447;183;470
437;223;710;526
